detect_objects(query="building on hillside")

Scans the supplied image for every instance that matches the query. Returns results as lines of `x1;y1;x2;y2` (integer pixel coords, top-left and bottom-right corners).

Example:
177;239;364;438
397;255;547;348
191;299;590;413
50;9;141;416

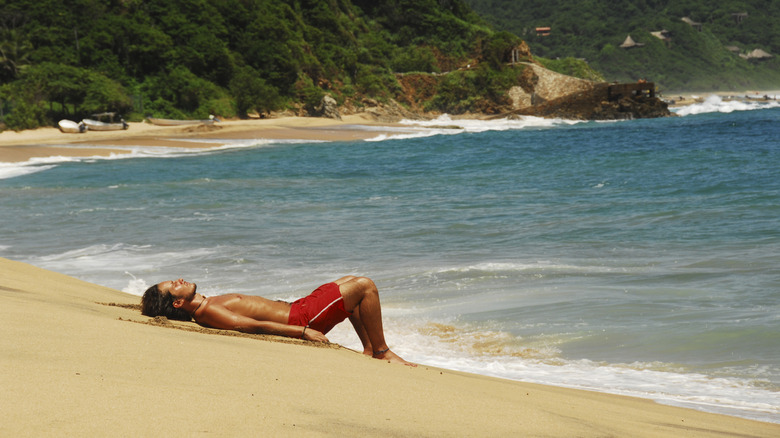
650;30;671;41
535;27;551;36
681;17;702;31
650;30;672;47
619;35;644;49
507;42;534;64
740;48;773;60
731;12;748;24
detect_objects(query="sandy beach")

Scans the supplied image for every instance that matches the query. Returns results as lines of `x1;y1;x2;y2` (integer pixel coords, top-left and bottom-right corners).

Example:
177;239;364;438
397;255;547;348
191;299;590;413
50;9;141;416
2;91;777;162
1;257;778;437
0;115;408;163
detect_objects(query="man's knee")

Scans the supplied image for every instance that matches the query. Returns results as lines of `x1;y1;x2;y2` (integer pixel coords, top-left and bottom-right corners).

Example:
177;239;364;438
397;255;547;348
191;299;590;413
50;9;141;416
338;276;378;310
354;276;378;294
343;276;378;297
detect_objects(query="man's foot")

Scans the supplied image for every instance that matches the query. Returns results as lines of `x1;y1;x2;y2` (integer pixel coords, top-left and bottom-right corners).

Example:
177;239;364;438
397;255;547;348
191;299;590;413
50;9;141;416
373;348;417;367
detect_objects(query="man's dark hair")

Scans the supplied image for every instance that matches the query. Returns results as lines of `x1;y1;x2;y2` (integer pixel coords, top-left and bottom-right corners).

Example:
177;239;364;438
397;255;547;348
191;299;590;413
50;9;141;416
141;284;192;321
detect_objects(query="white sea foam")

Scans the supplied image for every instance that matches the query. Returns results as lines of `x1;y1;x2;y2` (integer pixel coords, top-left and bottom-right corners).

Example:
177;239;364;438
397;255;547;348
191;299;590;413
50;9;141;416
326;315;780;424
26;243;219;293
171;137;327;147
0;138;324;180
122;271;151;295
0;153;104;180
396;114;582;134
0;162;56;179
0;149;188;180
674;94;780;116
363;114;585;142
365;130;445;142
364;115;583;141
434;261;621;275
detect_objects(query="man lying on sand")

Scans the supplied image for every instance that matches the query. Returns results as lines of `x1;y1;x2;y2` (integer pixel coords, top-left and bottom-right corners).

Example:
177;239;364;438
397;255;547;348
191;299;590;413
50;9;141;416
141;275;415;366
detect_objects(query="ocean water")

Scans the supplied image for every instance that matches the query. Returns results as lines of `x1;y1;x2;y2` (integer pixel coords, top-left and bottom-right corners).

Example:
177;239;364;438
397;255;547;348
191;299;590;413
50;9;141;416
2;96;779;423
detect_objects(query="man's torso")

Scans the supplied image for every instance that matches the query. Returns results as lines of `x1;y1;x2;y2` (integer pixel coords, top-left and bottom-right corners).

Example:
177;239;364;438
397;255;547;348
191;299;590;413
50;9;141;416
203;294;291;324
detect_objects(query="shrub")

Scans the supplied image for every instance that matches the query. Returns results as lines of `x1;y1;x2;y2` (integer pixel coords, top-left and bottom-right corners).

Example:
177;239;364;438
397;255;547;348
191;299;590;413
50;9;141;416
391;46;441;73
230;65;281;116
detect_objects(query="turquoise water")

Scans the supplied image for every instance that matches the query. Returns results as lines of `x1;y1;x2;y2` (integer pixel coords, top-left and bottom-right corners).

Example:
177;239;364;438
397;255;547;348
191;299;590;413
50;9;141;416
2;97;778;422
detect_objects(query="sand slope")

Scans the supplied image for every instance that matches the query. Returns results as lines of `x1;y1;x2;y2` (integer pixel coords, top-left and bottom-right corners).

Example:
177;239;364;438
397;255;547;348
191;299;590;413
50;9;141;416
1;257;778;437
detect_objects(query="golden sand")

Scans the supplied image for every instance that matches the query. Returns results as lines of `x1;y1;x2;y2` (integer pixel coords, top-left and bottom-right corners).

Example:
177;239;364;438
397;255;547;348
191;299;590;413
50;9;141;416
1;257;778;437
0;115;406;163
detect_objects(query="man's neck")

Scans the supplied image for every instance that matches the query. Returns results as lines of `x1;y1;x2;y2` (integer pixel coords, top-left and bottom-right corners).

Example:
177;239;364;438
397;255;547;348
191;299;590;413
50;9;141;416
182;293;206;315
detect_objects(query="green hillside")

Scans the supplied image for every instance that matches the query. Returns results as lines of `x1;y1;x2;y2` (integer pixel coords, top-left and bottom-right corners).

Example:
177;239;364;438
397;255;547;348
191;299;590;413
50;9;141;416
1;0;509;130
465;0;780;92
7;0;759;131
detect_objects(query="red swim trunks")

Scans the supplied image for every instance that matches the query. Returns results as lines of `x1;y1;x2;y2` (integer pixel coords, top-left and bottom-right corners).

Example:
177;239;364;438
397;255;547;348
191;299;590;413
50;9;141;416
287;282;351;334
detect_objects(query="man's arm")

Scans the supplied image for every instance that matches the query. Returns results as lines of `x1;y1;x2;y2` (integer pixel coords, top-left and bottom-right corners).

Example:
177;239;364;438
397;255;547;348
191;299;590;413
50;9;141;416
197;304;328;342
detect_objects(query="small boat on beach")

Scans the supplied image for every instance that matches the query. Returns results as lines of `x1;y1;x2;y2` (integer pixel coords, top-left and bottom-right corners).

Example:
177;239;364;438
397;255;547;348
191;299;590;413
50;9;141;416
58;119;86;133
82;118;128;131
81;112;129;131
147;116;218;126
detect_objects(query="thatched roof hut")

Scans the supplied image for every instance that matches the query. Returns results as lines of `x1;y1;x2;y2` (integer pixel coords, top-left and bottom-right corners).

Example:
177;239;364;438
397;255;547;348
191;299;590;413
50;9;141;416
731;12;748;24
681;17;702;31
747;48;772;59
619;35;644;48
650;30;671;42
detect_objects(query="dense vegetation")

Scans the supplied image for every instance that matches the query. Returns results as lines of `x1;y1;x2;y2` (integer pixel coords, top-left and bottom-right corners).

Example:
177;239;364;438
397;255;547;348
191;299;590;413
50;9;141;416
6;1;773;131
2;0;528;130
465;0;780;92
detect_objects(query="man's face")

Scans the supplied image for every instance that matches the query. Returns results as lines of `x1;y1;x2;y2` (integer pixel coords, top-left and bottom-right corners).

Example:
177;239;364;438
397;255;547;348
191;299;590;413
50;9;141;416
158;278;197;302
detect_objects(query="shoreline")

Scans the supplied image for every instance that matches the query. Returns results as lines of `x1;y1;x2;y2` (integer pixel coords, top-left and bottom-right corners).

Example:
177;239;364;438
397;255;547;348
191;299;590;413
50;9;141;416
2;256;778;436
0;114;410;163
2;89;778;162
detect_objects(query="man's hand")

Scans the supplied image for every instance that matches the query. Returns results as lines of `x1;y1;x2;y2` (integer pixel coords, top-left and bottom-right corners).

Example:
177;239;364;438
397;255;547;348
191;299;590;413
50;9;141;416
303;327;329;343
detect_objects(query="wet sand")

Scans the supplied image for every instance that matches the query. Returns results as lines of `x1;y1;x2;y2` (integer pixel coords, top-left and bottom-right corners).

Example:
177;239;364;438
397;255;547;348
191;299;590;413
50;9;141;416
0;115;408;163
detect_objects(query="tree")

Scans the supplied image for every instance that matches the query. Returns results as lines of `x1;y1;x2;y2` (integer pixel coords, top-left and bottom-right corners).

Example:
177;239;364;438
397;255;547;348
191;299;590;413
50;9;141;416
481;31;522;69
230;65;281;116
0;10;32;82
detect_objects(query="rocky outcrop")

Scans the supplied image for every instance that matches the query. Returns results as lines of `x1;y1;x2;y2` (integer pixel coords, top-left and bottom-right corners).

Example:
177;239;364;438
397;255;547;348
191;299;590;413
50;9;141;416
510;82;671;120
504;64;670;120
508;63;597;109
340;63;669;122
314;95;341;120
